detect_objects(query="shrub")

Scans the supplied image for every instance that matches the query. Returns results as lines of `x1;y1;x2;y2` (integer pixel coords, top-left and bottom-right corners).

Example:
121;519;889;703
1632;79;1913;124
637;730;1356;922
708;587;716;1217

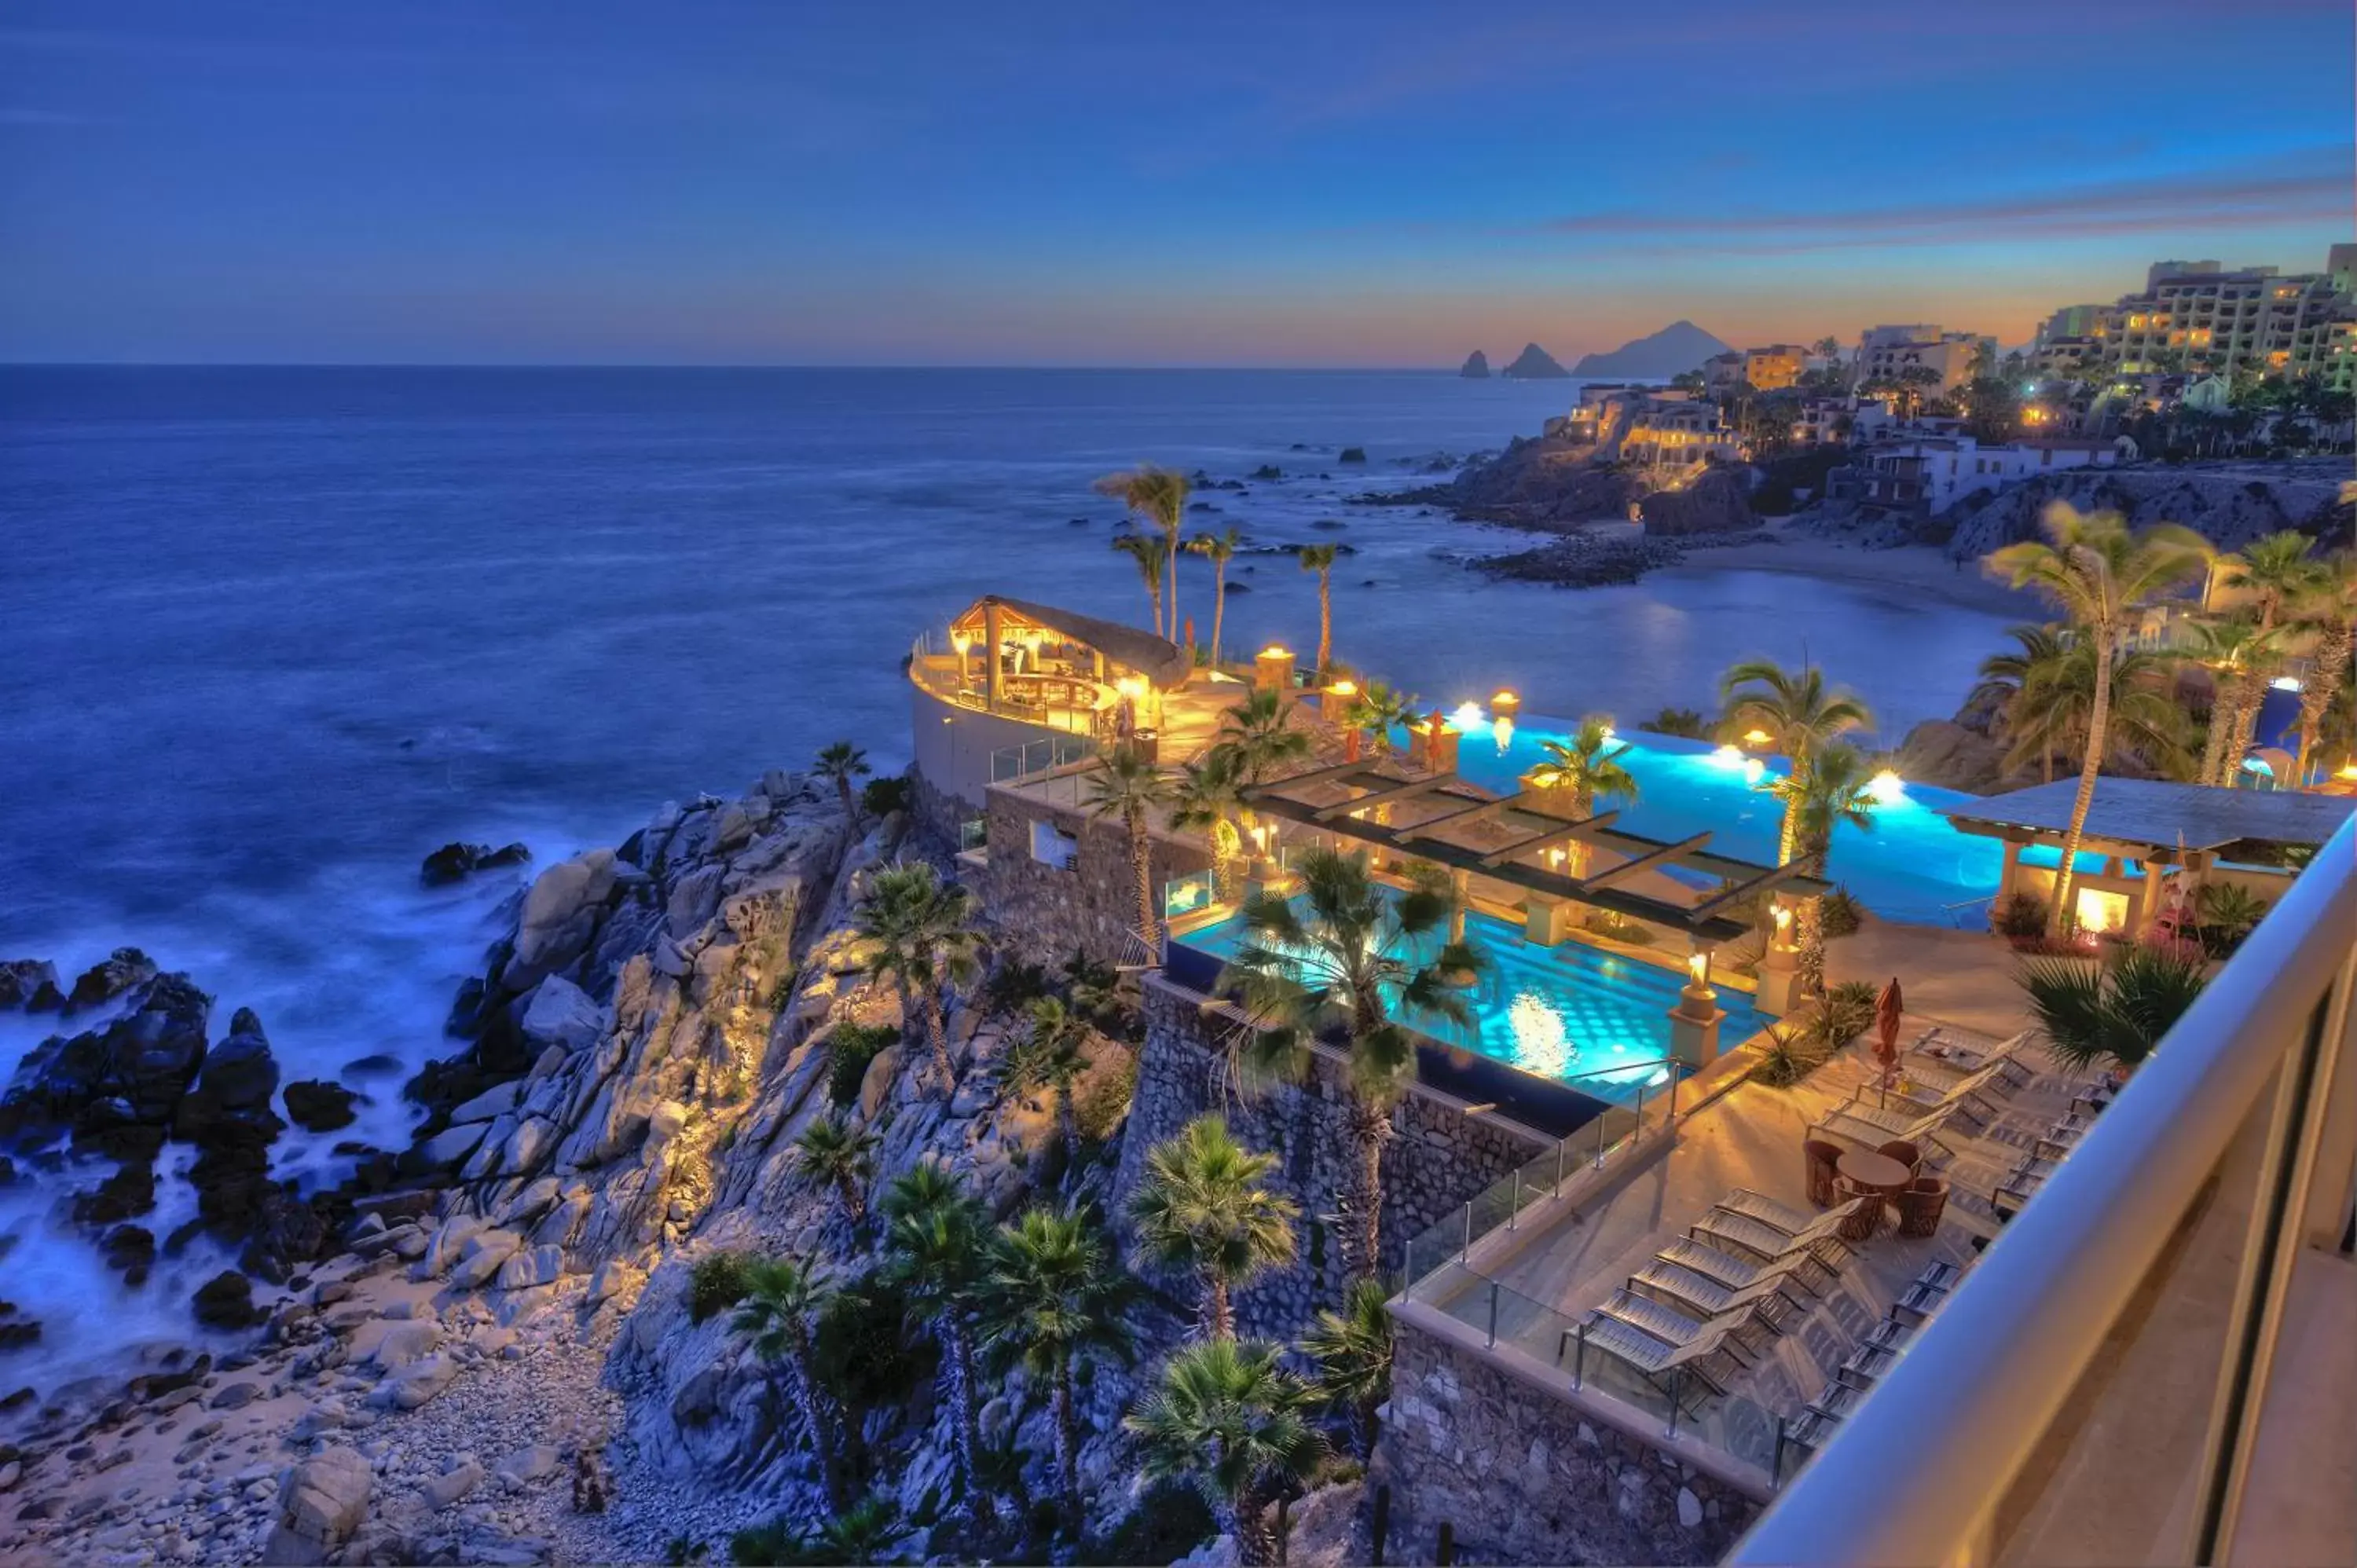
826;1024;899;1108
981;959;1051;1018
861;775;914;820
764;964;802;1012
1642;707;1711;740
816;1271;929;1409
1584;909;1656;947
687;1251;754;1324
1813;980;1879;1048
1749;1023;1827;1088
2193;883;2269;956
1819;885;1864;939
1094;1479;1218;1566
1993;892;2049;940
1073;1043;1138;1144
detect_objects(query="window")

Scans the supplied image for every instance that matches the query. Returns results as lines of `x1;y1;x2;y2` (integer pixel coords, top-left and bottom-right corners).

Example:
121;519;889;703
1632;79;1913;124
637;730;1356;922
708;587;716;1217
1029;819;1079;870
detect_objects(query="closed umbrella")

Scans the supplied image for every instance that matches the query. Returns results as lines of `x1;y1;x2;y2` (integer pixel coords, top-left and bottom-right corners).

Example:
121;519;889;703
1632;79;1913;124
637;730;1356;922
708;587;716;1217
1873;977;1904;1105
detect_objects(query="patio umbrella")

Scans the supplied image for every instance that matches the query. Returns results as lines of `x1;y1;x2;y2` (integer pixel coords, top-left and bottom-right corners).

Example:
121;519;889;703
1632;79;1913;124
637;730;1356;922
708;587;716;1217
1873;977;1904;1105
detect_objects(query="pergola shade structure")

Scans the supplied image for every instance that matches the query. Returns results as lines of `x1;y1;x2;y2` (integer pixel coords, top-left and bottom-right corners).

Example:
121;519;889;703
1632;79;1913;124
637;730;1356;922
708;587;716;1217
915;594;1190;738
1240;764;1830;947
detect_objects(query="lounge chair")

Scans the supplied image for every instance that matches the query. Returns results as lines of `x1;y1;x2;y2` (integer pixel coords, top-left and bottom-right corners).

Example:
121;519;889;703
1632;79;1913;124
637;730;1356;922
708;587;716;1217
1628;1259;1807;1322
1654;1236;1826;1299
1692;1197;1870;1272
1719;1187;1816;1236
1812;1101;1962;1160
1570;1313;1739;1408
1906;1029;2037;1091
1595;1288;1785;1362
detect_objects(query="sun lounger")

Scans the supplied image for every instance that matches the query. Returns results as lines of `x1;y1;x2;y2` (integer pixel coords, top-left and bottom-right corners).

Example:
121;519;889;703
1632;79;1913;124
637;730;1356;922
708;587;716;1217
1717;1188;1816;1236
1629;1259;1806;1321
1906;1029;2037;1090
1654;1236;1825;1299
1813;1101;1962;1160
1570;1313;1739;1405
1693;1197;1868;1271
1596;1288;1787;1362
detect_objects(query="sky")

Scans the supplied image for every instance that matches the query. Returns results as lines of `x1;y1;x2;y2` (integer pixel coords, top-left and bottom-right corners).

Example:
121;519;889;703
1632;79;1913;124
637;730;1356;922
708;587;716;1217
2;0;2352;367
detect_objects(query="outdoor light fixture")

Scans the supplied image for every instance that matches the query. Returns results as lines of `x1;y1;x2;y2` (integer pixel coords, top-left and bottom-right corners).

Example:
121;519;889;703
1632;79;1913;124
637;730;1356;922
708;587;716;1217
2270;676;2302;692
1259;644;1290;659
1491;689;1521;716
1772;904;1793;932
1868;769;1907;804
1327;679;1358;697
1743;759;1767;786
1450;700;1486;734
1711;743;1745;767
1743;728;1772;746
1115;676;1145;699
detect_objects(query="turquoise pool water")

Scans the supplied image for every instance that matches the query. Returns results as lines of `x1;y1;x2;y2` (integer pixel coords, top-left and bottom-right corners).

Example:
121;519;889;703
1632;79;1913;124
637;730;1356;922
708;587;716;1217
1438;714;2012;925
1174;902;1766;1111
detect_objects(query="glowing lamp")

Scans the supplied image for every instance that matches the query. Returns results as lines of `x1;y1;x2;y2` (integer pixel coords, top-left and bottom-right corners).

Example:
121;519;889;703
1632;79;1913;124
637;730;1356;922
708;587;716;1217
1710;743;1745;767
1450;700;1486;733
1868;769;1908;805
2269;676;2302;692
949;632;973;654
1259;644;1291;660
1687;951;1708;983
1490;690;1522;716
1743;759;1767;786
1743;728;1772;746
2337;764;2357;782
1492;715;1515;753
1115;676;1146;700
1772;904;1793;932
1327;679;1358;698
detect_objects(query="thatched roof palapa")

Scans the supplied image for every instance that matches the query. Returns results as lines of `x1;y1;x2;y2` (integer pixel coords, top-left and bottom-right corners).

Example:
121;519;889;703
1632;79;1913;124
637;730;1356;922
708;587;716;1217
954;595;1191;690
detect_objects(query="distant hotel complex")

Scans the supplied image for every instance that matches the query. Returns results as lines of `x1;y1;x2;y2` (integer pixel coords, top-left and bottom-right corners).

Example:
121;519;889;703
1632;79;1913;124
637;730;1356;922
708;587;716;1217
2032;245;2357;388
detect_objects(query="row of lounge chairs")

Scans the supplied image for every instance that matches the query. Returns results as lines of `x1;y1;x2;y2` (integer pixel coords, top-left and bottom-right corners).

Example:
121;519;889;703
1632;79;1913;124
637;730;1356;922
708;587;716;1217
1783;1257;1969;1458
1564;1191;1875;1409
1808;1033;2039;1157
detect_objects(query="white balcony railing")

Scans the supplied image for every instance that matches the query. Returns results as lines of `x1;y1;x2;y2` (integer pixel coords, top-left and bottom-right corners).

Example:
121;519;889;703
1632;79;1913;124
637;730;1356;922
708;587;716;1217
1728;817;2357;1566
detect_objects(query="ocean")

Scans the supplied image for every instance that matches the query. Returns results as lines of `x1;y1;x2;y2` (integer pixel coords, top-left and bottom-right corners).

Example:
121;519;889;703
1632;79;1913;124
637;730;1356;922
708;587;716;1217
0;365;2019;1378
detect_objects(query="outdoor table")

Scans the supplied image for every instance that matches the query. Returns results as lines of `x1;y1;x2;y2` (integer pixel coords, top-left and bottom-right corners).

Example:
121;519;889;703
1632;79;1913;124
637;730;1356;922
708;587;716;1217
1836;1149;1913;1239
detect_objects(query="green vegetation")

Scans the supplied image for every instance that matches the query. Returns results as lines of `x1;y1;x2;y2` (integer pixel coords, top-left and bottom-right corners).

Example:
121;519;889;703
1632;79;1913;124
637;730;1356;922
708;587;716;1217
860;775;913;820
1096;1480;1219;1566
1124;1339;1325;1568
854;862;984;1097
878;1166;993;1527
1083;742;1176;951
731;1496;908;1566
2193;883;2271;956
1110;532;1171;634
1296;544;1340;680
730;1256;850;1510
1299;1276;1393;1460
824;1023;898;1108
792;1113;881;1231
1188;526;1241;665
2018;943;2209;1075
1749;1021;1828;1089
1770;742;1879;995
1000;996;1092;1171
1640;706;1710;740
1528;714;1639;878
1219;848;1481;1280
1127;1115;1300;1339
687;1251;756;1324
813;741;871;826
1096;465;1191;639
1818;885;1864;940
1169;747;1249;900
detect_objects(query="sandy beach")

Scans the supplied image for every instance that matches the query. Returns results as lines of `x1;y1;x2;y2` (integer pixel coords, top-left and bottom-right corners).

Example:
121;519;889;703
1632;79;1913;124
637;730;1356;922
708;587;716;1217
1656;522;2046;620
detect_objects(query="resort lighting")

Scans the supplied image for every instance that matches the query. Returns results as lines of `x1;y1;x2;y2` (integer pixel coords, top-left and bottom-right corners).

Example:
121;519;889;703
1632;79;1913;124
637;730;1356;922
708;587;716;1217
1492;715;1515;753
2269;676;2303;691
1742;728;1772;746
1687;949;1710;985
1259;644;1290;659
1114;676;1145;699
1710;743;1746;768
1868;769;1908;805
1772;903;1793;932
1326;679;1358;698
1450;700;1487;735
2339;764;2357;782
1491;690;1521;716
1743;759;1767;786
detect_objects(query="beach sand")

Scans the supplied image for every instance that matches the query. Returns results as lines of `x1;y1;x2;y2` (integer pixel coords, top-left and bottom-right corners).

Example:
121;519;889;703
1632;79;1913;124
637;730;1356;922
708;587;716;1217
1654;522;2044;620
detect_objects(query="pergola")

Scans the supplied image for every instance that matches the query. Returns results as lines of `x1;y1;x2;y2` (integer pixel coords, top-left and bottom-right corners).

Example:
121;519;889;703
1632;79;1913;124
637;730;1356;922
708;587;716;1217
934;595;1190;733
1940;777;2355;936
1238;762;1832;1047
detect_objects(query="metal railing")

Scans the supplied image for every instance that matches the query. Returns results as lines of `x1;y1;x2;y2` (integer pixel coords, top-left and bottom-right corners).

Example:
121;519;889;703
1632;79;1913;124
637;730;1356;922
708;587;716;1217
988;734;1096;786
1729;815;2357;1566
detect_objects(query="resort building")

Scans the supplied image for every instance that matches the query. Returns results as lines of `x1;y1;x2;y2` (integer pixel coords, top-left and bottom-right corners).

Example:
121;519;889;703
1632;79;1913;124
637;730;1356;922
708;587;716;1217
1852;326;1990;396
2076;249;2357;383
1622;401;1743;471
1704;346;1809;393
1845;434;2121;516
1791;395;1893;447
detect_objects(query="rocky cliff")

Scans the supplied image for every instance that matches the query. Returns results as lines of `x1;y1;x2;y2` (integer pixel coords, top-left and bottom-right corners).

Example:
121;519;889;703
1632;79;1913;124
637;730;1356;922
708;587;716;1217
1943;463;2350;559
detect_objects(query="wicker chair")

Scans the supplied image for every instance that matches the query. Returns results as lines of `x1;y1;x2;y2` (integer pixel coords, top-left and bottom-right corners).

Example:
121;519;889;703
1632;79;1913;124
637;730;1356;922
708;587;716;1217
1876;1138;1923;1176
1897;1175;1950;1237
1804;1139;1844;1207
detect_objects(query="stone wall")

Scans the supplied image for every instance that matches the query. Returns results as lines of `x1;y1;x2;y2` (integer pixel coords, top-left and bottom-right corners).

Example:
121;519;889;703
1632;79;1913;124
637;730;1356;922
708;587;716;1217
1373;1313;1762;1566
1110;975;1549;1335
978;786;1211;967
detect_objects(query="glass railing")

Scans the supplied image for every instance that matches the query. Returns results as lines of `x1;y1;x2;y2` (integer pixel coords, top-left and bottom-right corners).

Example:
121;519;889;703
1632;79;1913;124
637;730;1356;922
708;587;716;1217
1730;815;2357;1566
988;733;1096;786
1161;870;1218;920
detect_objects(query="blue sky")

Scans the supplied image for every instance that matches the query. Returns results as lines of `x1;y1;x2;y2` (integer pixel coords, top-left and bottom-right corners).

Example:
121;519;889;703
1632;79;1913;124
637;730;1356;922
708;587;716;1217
2;0;2351;365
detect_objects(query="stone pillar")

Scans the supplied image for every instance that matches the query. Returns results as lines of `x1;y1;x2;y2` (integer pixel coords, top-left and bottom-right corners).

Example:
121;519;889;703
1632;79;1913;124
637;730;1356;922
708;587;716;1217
1997;838;2023;925
1524;895;1574;945
984;602;1004;709
2134;859;2166;936
1254;646;1295;694
1756;900;1801;1016
1666;943;1723;1068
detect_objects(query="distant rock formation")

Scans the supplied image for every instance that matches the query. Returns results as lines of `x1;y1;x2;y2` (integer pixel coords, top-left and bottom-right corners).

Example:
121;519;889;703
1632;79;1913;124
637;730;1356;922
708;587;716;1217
1943;465;2351;559
1640;468;1755;536
1571;321;1732;379
1458;350;1491;379
1501;343;1571;379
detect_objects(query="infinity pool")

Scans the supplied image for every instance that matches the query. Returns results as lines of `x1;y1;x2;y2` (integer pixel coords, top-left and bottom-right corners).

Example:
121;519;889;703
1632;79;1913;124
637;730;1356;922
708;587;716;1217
1171;901;1768;1113
1442;714;2007;925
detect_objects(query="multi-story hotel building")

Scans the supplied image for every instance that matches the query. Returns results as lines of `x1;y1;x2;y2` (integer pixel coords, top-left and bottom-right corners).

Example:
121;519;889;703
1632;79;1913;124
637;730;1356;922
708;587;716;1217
2083;247;2357;386
1852;326;1991;396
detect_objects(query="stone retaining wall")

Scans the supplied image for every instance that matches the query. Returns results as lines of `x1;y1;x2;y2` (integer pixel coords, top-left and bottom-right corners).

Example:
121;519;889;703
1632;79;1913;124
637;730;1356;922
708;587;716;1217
1110;974;1549;1335
1372;1313;1762;1565
977;786;1211;967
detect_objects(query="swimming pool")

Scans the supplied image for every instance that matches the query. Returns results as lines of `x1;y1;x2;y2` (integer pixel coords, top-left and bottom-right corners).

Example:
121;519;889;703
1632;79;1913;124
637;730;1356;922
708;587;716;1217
1439;713;2009;925
1171;900;1768;1115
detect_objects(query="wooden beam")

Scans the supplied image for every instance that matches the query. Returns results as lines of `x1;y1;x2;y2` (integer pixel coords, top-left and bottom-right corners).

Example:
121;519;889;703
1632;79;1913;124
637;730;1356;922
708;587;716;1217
1403;794;1528;837
1475;810;1622;867
1313;775;1457;821
1242;760;1391;803
1686;861;1807;921
1579;832;1713;892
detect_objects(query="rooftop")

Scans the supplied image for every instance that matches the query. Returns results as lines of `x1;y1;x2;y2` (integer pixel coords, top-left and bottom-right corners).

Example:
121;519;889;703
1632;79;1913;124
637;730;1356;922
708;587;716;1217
1940;777;2357;853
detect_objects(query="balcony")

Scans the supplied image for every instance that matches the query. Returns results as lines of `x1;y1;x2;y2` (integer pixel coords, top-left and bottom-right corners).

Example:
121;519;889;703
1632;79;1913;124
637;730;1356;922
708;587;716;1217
1728;816;2357;1567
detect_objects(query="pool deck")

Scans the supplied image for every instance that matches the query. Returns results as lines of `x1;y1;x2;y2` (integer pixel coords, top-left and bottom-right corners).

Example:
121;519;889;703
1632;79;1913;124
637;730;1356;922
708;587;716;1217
1442;1020;2092;1451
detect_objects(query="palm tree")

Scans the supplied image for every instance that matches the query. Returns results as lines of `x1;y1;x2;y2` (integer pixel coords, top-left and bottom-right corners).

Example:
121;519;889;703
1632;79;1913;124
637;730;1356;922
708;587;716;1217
1527;715;1641;876
1190;528;1241;666
2018;943;2209;1076
856;863;985;1095
2219;530;2320;637
814;741;871;826
1972;624;2073;780
1219;849;1480;1280
1097;466;1190;639
792;1112;879;1231
731;1257;849;1510
1333;680;1417;763
980;1209;1138;1541
2003;635;2192;784
1083;742;1175;951
1296;545;1340;680
1003;996;1091;1170
1170;747;1250;899
1992;507;2212;932
2179;616;2283;784
1124;1339;1325;1568
1812;335;1843;372
878;1166;992;1529
1719;659;1873;863
1771;742;1878;996
1215;689;1314;784
1127;1115;1299;1339
1112;533;1169;637
2293;550;2356;782
1299;1277;1392;1460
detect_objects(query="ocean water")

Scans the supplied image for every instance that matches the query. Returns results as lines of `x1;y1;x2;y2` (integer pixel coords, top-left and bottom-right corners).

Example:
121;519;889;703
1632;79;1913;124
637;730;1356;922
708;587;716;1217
0;365;2020;1379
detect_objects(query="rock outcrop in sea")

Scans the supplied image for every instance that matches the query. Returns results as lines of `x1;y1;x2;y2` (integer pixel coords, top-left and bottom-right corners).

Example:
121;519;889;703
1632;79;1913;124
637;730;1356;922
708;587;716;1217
1457;350;1490;379
1499;343;1570;379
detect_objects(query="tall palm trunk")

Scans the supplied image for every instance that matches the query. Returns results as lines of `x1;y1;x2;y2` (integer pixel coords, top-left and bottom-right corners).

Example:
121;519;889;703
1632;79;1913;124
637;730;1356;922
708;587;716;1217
924;990;955;1093
1164;525;1182;642
2200;683;2238;785
1149;575;1164;641
1314;572;1332;680
833;1175;866;1229
772;1344;848;1510
1232;1482;1281;1568
1055;1084;1080;1170
1204;1271;1235;1340
1050;1364;1082;1535
2296;617;2352;782
2227;676;2267;774
1211;560;1229;666
1793;843;1831;997
940;1317;988;1526
1340;1098;1391;1280
2052;629;2113;933
1126;801;1157;950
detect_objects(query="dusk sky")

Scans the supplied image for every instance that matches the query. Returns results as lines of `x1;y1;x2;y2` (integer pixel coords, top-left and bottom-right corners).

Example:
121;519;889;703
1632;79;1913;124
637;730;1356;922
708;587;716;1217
3;0;2352;367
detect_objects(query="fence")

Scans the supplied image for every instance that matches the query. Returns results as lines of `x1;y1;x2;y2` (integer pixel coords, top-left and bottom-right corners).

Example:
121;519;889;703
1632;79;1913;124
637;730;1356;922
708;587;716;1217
988;734;1097;788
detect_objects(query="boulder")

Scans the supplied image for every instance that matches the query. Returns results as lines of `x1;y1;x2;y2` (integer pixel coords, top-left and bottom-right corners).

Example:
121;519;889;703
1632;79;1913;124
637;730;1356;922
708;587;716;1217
369;1320;442;1370
382;1353;457;1410
1895;719;2011;794
502;852;618;994
0;960;58;1011
493;1243;563;1292
449;1228;522;1289
423;841;533;886
261;1445;372;1566
449;1080;522;1126
192;1269;258;1331
410;1121;486;1175
420;1456;482;1511
66;947;159;1011
0;971;211;1145
283;1079;359;1133
495;1445;562;1486
519;976;603;1056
